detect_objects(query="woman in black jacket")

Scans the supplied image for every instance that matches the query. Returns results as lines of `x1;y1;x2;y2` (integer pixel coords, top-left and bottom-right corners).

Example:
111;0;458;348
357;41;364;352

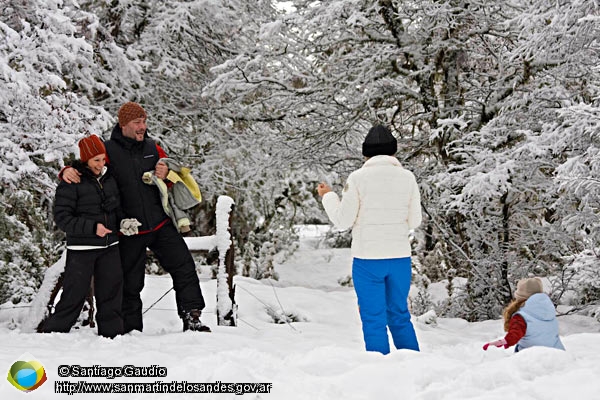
41;135;124;338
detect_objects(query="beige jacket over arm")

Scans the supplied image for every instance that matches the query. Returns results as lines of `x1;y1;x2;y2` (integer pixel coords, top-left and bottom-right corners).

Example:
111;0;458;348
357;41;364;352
321;155;422;259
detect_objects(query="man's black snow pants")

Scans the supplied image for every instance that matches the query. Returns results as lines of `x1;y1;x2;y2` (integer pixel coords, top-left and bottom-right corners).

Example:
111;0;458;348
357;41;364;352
118;222;205;333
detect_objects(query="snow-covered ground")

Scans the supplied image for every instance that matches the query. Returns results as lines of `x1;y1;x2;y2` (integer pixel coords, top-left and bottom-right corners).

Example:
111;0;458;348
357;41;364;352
1;226;599;399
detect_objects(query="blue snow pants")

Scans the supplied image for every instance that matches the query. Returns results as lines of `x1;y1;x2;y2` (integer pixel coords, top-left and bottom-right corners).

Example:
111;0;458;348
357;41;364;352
352;257;419;354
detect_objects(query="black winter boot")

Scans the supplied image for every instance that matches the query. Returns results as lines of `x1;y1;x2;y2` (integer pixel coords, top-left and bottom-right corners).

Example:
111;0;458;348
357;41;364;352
182;309;211;332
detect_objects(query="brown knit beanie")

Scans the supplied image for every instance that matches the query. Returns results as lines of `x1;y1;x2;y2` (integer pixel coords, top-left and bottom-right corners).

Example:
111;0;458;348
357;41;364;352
79;135;106;162
514;277;544;301
118;102;147;128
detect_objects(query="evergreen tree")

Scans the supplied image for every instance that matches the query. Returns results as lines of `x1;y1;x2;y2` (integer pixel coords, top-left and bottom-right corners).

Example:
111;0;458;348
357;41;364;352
0;0;142;303
206;0;600;318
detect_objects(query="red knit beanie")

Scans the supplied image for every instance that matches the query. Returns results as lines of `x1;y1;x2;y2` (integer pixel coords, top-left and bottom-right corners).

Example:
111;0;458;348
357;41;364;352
118;102;147;128
78;135;106;162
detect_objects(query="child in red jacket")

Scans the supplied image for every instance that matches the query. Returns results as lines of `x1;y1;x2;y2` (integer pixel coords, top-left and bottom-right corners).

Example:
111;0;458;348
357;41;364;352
483;277;565;352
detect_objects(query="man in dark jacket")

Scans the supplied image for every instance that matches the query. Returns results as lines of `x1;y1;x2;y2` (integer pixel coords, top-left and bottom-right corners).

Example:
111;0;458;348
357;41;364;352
61;102;209;333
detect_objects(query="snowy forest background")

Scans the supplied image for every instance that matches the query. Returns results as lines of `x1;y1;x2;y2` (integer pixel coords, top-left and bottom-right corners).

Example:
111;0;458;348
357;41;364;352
1;0;599;323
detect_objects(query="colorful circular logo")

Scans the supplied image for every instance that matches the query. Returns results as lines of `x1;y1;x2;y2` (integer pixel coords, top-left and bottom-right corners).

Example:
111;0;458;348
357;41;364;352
7;357;47;392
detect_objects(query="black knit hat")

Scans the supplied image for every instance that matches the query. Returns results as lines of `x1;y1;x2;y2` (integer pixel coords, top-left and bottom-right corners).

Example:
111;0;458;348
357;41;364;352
362;125;397;157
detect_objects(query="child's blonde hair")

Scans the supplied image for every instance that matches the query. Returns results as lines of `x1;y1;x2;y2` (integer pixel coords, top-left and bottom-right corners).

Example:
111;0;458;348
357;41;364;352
503;298;526;332
502;277;544;330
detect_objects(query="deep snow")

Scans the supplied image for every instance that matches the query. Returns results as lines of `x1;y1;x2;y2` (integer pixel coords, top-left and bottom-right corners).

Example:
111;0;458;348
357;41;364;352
1;226;599;399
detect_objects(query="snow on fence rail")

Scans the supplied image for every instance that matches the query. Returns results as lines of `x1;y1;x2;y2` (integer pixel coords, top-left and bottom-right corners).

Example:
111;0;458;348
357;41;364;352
24;195;237;332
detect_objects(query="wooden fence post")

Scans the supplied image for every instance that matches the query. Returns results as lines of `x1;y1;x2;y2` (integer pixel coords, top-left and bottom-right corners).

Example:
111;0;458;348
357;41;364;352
216;196;237;326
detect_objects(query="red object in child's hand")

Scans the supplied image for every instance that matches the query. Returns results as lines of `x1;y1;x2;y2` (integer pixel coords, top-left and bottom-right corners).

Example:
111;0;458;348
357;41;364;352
483;338;508;350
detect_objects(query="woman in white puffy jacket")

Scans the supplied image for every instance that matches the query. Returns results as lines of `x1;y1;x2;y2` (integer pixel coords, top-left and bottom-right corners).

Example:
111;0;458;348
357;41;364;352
317;125;422;354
